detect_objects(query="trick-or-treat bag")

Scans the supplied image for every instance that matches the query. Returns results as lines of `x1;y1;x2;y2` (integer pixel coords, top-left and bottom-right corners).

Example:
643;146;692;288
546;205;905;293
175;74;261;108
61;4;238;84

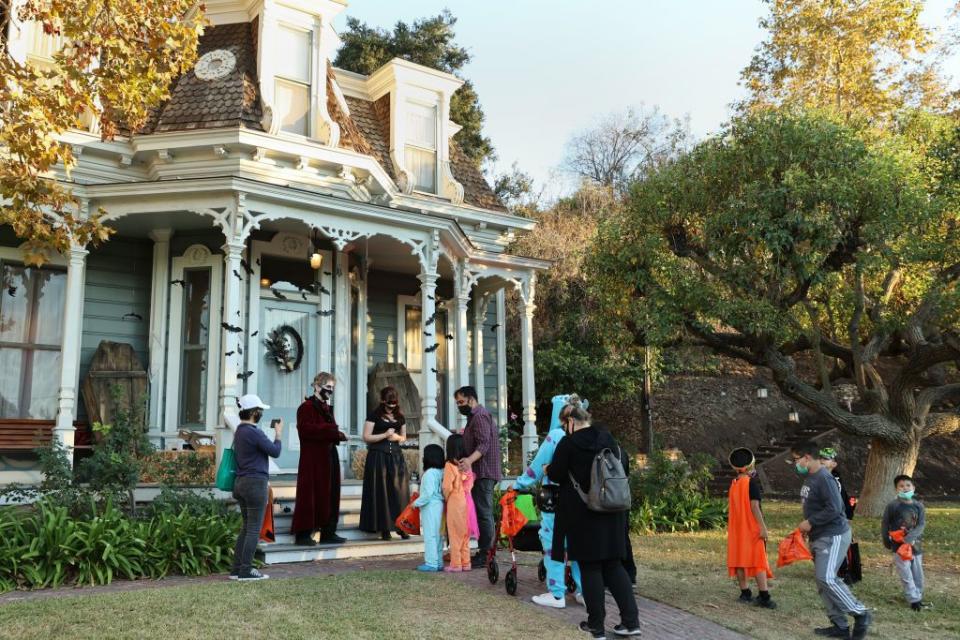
395;493;421;536
499;490;529;537
777;528;814;567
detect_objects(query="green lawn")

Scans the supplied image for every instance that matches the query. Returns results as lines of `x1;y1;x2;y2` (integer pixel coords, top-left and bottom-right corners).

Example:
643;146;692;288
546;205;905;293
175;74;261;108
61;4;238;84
632;500;960;640
0;571;584;640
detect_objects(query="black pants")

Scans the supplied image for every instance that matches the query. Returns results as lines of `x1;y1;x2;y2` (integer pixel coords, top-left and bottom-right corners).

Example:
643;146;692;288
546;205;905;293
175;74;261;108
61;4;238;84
580;558;640;632
472;478;496;553
623;534;637;584
232;475;269;576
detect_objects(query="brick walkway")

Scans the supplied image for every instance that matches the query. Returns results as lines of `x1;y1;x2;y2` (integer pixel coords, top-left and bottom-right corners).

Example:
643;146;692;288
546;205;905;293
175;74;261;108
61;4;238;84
0;552;749;640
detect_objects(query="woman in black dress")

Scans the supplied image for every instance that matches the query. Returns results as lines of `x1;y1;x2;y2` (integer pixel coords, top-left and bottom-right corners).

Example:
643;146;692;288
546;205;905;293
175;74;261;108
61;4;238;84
359;386;411;540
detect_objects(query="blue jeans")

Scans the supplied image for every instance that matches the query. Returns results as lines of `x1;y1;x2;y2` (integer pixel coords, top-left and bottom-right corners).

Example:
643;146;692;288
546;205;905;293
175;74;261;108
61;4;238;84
232;475;268;576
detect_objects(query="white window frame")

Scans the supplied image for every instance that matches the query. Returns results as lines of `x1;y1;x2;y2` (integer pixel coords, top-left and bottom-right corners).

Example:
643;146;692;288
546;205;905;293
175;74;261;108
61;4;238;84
404;99;440;194
274;22;313;138
395;294;423;374
164;245;223;433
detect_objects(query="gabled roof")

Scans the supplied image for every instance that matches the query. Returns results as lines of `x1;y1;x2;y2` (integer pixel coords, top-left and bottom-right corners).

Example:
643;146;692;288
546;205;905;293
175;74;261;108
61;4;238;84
130;20;506;213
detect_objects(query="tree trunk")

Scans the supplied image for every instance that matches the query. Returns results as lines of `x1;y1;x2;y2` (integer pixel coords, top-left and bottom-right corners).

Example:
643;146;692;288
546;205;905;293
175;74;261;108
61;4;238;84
640;346;655;453
857;436;920;516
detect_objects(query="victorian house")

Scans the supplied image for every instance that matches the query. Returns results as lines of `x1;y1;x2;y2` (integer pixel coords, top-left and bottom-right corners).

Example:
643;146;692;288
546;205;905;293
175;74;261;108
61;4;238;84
0;0;545;558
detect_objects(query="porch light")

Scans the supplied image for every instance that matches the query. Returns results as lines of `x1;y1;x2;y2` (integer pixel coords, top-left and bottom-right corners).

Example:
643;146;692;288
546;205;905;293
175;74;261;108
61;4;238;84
788;407;800;423
260;277;271;288
309;228;323;270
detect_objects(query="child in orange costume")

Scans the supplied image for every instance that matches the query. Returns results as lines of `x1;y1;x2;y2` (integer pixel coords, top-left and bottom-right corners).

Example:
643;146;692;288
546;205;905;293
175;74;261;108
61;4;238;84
727;448;775;609
442;434;472;572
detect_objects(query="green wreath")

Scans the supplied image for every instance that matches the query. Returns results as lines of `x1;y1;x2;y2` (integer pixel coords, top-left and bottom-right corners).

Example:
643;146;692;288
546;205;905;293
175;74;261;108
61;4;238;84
264;325;303;373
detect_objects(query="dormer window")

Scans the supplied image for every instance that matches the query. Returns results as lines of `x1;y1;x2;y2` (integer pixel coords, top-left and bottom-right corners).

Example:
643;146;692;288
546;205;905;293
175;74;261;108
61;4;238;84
275;24;312;136
404;101;438;193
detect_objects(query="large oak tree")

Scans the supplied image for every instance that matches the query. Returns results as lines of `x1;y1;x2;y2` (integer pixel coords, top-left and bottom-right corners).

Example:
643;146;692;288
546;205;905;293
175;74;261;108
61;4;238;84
590;110;960;515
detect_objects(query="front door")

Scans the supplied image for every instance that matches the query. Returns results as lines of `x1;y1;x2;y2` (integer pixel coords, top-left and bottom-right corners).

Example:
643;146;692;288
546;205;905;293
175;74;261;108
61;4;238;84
257;295;319;473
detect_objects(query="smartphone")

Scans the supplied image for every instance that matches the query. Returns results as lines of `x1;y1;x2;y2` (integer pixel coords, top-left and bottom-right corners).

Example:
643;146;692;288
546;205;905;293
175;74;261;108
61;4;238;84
270;418;281;428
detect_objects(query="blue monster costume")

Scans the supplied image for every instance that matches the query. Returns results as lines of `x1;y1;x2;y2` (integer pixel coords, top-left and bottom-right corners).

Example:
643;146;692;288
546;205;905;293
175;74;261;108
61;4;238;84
512;394;583;598
414;467;444;571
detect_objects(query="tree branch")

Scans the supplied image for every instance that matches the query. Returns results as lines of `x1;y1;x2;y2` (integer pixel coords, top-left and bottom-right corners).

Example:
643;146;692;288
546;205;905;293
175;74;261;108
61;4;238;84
923;412;960;438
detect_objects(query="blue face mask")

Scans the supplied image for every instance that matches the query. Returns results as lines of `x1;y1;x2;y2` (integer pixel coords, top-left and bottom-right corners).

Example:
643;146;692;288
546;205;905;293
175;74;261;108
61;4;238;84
795;462;809;476
898;490;915;500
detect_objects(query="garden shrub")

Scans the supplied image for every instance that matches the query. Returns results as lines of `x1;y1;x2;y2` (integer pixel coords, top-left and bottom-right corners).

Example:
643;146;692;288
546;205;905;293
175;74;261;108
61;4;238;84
630;449;727;533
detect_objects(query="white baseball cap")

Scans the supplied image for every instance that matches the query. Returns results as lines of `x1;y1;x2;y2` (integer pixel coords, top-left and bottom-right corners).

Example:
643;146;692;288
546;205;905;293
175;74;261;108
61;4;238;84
237;394;270;411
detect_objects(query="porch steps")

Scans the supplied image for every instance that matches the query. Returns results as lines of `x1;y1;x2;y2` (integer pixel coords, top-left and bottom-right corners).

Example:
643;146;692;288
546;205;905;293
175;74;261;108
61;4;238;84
257;479;424;564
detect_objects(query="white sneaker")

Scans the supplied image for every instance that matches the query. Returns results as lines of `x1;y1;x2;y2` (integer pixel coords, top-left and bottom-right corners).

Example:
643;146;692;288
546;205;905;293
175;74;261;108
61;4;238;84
575;592;586;606
532;592;566;608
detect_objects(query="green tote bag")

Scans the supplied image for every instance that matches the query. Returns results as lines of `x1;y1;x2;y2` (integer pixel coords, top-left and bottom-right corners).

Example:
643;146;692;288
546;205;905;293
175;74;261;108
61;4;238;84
215;447;237;492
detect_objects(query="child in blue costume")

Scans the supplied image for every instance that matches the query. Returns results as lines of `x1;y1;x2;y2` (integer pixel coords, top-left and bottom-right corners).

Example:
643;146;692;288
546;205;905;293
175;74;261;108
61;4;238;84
414;444;445;572
513;394;584;608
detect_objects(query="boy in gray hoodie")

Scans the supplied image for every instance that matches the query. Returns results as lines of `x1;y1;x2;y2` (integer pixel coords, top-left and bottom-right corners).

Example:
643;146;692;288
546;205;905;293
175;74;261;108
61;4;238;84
790;441;871;639
881;474;930;611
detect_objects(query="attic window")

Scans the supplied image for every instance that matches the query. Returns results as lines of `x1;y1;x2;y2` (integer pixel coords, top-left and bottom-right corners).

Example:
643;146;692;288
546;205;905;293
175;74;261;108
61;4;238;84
404;102;438;193
275;25;312;136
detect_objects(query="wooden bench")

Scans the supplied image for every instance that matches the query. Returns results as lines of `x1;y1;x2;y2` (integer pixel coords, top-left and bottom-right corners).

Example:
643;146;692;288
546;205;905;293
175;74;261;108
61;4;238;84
0;420;90;451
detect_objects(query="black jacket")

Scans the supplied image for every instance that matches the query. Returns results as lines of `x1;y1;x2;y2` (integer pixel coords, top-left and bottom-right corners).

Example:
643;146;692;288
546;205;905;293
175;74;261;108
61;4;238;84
549;426;630;563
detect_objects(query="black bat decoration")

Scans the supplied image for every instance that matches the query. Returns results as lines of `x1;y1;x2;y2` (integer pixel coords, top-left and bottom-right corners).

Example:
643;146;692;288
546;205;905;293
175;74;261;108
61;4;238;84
240;259;254;275
122;312;143;322
225;351;234;357
237;370;254;381
424;343;440;353
6;286;15;297
316;309;334;317
236;310;241;317
423;331;432;337
271;288;287;300
251;330;259;337
256;258;261;266
237;344;243;355
233;269;243;281
323;271;332;276
431;368;439;374
300;291;308;300
428;295;435;301
424;311;437;326
490;323;501;330
170;279;186;287
221;322;243;333
317;283;331;295
444;333;454;340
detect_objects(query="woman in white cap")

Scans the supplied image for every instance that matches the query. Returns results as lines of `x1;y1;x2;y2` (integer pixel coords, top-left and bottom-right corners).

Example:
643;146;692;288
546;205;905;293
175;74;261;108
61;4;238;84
229;394;282;581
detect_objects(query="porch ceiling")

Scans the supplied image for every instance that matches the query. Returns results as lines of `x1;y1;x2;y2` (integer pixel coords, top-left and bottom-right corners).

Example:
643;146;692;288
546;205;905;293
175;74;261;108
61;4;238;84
105;211;222;238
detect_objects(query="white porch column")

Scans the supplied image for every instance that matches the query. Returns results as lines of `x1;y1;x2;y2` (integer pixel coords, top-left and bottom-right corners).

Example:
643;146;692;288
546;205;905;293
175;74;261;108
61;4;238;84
333;250;352;435
147;229;172;446
495;289;508;428
518;275;538;463
54;244;88;462
472;293;490;403
353;263;368;443
418;269;441;451
217;240;244;466
454;259;470;392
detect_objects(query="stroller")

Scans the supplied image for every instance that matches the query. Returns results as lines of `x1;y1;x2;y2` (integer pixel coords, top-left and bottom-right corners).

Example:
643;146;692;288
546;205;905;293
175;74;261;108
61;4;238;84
486;489;578;596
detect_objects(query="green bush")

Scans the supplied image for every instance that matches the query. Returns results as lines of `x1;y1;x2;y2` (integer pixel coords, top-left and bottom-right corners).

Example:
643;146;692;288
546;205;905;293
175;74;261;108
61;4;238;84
0;497;239;593
630;449;727;533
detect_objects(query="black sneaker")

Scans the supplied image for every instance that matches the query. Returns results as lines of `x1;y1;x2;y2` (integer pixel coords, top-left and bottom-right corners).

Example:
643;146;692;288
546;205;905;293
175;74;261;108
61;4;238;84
754;596;777;610
579;621;607;639
319;532;346;544
295;534;317;547
612;623;641;636
911;601;931;611
396;528;410;540
471;554;487;569
851;610;872;640
738;589;753;603
237;568;269;582
813;624;850;638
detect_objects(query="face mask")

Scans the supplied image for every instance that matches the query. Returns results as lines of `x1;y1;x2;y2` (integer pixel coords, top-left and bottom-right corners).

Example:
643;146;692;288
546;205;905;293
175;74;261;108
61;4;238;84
794;462;809;476
319;386;333;400
457;404;472;417
898;490;915;500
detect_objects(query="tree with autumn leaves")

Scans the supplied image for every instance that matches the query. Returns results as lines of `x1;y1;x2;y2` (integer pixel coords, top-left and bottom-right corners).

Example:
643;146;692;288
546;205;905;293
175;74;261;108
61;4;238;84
0;0;204;263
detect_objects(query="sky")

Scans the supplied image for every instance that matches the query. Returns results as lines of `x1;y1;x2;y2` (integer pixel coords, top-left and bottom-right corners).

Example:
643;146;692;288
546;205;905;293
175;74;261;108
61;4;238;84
334;1;960;198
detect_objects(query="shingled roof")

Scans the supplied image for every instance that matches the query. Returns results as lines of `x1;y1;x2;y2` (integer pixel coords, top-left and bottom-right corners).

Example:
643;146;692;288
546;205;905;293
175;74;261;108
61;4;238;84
138;21;505;211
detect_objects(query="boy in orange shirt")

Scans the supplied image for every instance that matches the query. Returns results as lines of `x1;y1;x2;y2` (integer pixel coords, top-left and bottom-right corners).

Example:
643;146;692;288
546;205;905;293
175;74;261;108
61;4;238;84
727;448;775;608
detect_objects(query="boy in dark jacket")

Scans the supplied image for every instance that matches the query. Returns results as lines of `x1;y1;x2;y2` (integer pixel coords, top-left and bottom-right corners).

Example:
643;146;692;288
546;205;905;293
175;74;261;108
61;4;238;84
791;441;871;639
881;475;930;611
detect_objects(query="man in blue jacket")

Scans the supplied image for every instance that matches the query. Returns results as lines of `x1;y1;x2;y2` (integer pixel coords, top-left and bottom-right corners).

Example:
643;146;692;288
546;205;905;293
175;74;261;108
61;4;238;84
513;394;584;609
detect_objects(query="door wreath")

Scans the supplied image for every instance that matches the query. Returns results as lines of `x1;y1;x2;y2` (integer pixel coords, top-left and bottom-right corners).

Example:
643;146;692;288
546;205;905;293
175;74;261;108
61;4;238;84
264;325;304;372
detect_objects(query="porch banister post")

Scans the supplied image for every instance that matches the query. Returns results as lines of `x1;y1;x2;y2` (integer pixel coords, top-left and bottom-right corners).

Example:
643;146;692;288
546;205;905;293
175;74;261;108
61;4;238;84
472;293;488;403
54;244;88;463
147;229;172;445
419;269;440;449
454;259;470;430
217;241;244;467
333;250;351;441
519;275;538;463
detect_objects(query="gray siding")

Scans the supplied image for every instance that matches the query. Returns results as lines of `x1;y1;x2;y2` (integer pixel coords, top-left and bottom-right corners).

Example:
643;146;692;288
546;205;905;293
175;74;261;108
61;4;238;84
79;237;153;419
